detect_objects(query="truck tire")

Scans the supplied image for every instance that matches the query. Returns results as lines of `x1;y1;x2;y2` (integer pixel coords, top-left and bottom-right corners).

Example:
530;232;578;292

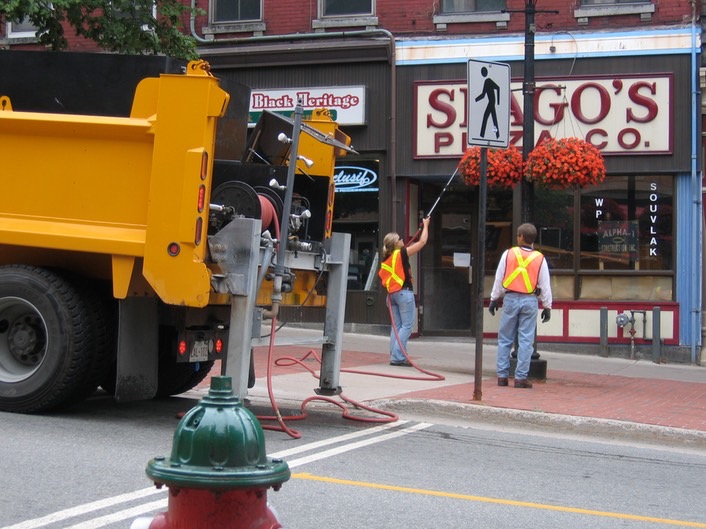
65;280;115;404
0;265;95;413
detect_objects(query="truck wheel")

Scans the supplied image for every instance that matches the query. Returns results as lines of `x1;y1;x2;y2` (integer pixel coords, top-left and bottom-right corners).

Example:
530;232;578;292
65;280;115;404
155;326;214;397
0;266;94;413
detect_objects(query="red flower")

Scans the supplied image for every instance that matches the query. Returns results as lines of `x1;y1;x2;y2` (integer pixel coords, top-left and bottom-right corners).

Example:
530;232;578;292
458;145;524;190
525;137;606;189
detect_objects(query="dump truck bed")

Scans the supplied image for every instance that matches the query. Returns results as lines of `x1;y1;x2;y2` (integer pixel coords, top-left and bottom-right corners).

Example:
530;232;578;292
0;61;230;307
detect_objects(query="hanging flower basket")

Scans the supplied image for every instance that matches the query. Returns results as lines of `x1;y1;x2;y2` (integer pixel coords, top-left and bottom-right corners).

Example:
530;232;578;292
525;137;606;190
458;145;524;190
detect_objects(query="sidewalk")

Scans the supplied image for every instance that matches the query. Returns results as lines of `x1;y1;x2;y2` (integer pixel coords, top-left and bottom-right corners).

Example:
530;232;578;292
195;328;706;448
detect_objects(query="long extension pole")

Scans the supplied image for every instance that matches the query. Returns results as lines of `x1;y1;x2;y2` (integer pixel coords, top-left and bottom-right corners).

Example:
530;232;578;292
426;166;459;220
407;166;459;244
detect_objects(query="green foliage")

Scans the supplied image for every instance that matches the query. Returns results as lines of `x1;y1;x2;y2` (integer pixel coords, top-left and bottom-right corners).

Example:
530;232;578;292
1;0;202;60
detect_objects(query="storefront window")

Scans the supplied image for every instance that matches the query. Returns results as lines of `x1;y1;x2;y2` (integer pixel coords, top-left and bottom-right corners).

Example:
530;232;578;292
485;191;513;272
485;175;674;302
332;160;380;290
422;187;474;333
580;175;673;272
534;187;574;271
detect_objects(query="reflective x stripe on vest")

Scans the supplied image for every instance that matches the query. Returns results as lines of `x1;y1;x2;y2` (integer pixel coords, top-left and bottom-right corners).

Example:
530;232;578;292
502;247;543;294
379;249;405;293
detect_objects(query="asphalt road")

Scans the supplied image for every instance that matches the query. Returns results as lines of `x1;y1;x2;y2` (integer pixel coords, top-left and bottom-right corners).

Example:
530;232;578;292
1;393;704;529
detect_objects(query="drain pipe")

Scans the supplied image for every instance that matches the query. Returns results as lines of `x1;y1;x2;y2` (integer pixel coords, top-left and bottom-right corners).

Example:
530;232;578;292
190;8;398;233
690;0;702;365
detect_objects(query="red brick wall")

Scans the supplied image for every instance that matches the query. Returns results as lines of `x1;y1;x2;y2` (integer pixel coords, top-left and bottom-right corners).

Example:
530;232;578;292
3;0;699;51
168;0;702;43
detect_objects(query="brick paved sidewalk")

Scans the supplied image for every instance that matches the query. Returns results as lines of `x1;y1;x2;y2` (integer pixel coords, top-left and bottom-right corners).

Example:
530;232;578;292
396;371;706;432
198;333;706;435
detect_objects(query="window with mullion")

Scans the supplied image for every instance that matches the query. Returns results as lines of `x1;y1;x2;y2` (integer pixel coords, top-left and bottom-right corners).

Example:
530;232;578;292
322;0;373;17
441;0;505;14
581;0;650;4
213;0;262;23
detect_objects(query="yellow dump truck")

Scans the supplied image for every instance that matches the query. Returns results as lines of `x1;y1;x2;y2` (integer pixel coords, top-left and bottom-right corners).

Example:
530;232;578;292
0;60;354;413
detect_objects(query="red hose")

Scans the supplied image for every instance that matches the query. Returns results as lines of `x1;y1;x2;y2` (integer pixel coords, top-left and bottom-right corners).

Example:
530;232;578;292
382;293;446;382
256;317;399;439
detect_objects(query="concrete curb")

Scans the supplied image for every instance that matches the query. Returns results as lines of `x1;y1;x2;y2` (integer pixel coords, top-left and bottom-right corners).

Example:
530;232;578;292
371;398;706;451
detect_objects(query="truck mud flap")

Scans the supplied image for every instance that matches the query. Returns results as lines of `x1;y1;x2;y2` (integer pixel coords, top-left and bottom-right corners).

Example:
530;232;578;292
115;297;159;402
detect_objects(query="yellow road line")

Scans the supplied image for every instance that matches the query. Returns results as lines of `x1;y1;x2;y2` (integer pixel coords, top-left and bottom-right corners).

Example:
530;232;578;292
293;472;706;527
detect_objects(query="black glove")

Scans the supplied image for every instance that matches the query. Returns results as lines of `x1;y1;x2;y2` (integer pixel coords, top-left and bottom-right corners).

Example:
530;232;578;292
541;308;551;323
488;300;498;316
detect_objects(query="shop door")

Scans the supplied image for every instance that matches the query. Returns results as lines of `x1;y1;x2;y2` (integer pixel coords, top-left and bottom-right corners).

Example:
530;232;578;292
419;189;474;335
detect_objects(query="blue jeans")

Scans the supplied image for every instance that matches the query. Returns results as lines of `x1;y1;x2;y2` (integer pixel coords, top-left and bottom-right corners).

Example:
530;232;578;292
496;292;538;380
388;289;416;363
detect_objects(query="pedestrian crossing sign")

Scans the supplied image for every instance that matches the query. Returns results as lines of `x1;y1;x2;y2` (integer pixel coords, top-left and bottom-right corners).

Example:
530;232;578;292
467;59;511;148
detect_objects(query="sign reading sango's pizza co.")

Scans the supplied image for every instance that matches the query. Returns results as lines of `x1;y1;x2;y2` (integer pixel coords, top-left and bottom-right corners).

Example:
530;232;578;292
414;74;672;159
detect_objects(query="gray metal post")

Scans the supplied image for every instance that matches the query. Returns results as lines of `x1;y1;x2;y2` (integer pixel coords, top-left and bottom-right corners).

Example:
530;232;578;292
473;148;488;401
317;231;350;395
276;100;304;278
599;307;609;357
652;307;662;363
210;217;262;399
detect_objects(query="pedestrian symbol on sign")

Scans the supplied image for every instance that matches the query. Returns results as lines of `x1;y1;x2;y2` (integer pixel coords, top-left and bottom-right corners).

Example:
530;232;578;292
475;66;501;140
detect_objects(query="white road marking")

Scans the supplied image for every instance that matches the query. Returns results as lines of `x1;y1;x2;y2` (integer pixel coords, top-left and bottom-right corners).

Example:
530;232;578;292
285;422;433;468
63;500;167;529
270;420;410;458
1;488;163;529
1;421;431;529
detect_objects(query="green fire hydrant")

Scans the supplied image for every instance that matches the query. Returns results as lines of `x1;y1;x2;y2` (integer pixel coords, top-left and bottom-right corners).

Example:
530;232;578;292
131;376;290;529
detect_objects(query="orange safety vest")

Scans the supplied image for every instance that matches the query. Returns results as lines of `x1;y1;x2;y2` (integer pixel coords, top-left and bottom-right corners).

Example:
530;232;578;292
379;249;406;293
502;247;544;294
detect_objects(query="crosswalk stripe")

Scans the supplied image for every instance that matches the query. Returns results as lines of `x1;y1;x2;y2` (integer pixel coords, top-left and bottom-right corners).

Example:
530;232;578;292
1;488;164;529
2;421;429;529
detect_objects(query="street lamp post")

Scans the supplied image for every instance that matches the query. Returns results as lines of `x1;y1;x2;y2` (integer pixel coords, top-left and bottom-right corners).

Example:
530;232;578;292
505;0;558;365
521;0;538;224
505;0;558;224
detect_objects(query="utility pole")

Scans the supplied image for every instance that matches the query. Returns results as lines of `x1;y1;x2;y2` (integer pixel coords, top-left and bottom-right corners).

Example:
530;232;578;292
504;1;558;365
521;0;537;224
505;1;559;225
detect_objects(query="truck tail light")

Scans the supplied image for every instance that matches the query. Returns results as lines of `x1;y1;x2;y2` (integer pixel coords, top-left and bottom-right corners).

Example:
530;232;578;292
178;339;187;356
201;151;208;180
215;338;224;354
197;184;206;213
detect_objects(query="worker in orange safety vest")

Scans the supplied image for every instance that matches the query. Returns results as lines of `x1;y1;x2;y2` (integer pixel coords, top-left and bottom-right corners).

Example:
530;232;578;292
488;223;552;388
379;217;430;366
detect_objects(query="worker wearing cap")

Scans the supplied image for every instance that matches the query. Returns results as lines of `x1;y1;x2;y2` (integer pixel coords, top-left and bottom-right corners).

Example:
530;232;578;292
488;223;552;388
